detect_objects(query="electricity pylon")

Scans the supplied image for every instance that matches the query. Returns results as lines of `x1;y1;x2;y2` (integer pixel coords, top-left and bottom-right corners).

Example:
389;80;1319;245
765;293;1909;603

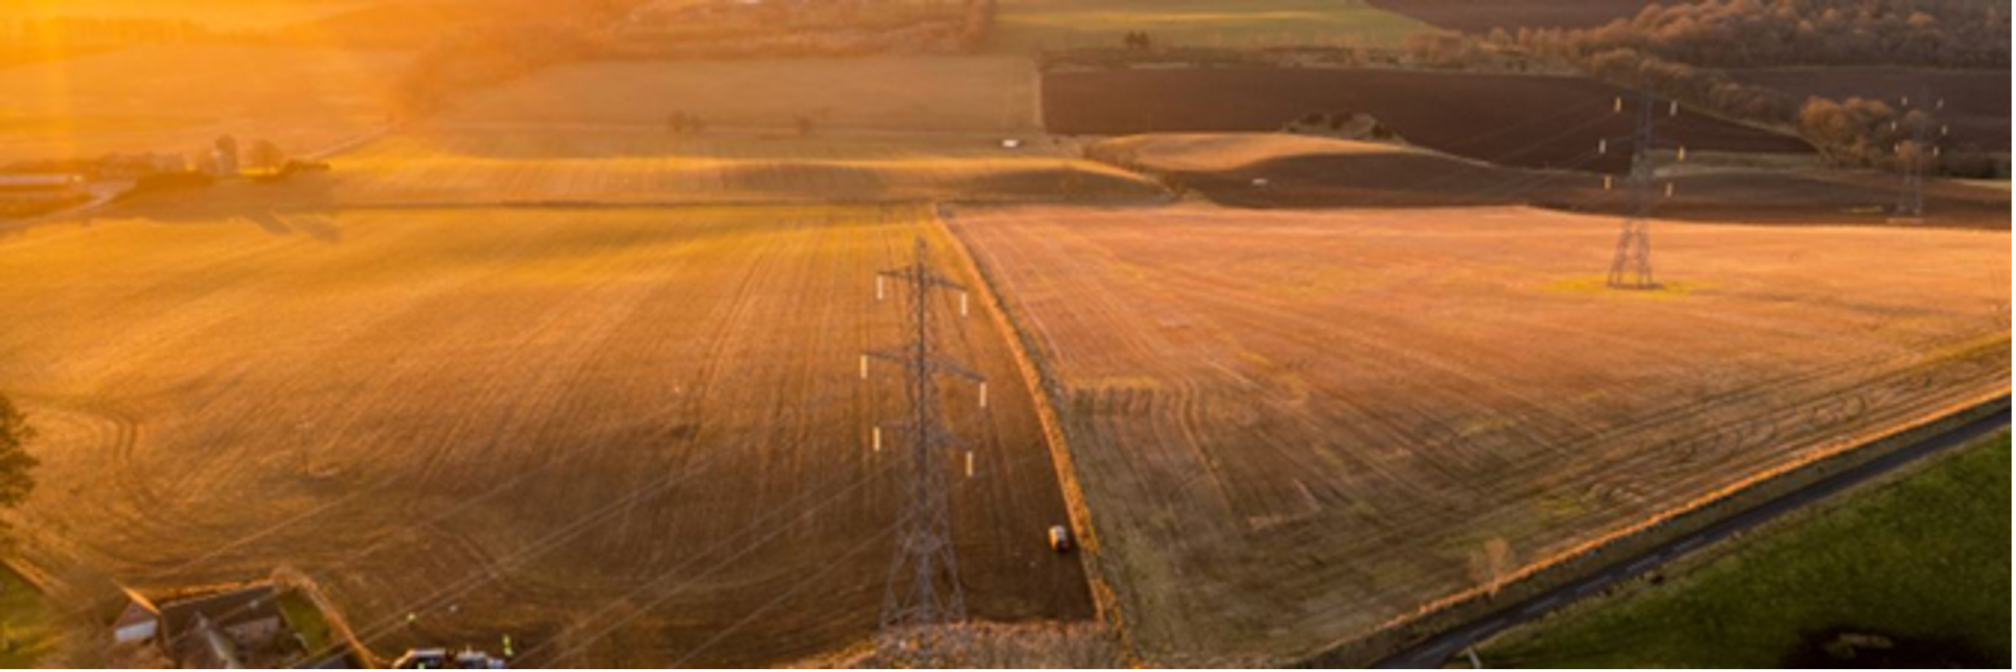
862;236;986;668
1892;92;1944;223
1603;87;1680;290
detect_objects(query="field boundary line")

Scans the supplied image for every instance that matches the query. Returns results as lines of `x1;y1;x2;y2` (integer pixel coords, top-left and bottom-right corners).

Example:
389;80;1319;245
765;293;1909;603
0;556;55;597
301;122;401;162
931;204;1140;665
1310;386;2014;667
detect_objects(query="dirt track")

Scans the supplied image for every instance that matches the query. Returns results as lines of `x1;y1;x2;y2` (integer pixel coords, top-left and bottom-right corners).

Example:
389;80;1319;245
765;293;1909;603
952;203;2011;665
1045;68;1811;174
0;206;1091;667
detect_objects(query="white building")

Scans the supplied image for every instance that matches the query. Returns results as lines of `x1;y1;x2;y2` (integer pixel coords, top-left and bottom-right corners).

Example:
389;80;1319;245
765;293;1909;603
111;587;161;645
0;174;87;206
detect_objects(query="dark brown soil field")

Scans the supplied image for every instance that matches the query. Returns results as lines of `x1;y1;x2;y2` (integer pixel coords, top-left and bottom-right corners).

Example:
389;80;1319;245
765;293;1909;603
1367;0;1663;32
1632;171;2012;229
1727;67;2012;151
1092;135;2009;229
1045;68;1813;174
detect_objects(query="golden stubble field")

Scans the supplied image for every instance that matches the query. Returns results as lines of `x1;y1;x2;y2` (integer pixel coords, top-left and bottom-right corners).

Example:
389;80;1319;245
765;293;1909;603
0;43;407;163
0;205;1091;666
9;1;376;30
951;203;2012;664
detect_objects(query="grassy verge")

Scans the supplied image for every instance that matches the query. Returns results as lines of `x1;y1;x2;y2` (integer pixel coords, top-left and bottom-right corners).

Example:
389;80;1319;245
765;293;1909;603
277;589;334;660
0;562;55;668
1482;432;2012;668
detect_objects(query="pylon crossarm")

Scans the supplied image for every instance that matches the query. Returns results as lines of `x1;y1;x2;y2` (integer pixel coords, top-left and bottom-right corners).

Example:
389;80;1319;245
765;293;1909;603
864;349;986;383
877;267;969;292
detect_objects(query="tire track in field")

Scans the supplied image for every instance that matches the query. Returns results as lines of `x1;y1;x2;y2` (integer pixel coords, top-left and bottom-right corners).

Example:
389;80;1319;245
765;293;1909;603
391;222;698;598
102;219;563;581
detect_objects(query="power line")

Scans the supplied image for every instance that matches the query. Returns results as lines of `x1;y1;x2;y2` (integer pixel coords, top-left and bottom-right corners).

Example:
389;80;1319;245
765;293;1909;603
1892;90;1945;223
292;380;864;665
519;457;901;665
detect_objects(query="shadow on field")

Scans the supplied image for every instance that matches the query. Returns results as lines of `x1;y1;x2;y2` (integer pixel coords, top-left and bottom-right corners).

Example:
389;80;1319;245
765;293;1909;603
89;174;346;241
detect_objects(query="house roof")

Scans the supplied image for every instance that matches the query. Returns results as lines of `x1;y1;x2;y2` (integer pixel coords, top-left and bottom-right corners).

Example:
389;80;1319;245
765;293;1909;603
0;174;82;188
112;585;162;630
157;584;281;636
114;601;158;630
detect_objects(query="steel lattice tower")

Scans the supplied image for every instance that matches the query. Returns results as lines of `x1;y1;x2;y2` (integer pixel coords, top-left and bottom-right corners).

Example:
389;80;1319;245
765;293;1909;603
863;236;986;668
1893;92;1942;223
1606;87;1677;291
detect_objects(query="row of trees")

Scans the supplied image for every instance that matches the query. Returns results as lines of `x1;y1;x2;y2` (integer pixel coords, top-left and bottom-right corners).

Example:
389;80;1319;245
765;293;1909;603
1478;1;2006;174
1493;0;2009;69
1572;47;1972;172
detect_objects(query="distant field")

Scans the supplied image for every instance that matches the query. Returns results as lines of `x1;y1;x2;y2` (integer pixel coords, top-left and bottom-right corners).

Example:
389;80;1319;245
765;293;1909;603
0;44;406;163
0;45;113;70
953;203;2011;664
987;0;1440;53
1090;134;2011;228
7;0;375;30
1045;68;1812;173
1726;67;2012;152
1483;432;2012;668
1366;0;1662;32
0;206;1091;667
0;564;55;668
439;57;1042;134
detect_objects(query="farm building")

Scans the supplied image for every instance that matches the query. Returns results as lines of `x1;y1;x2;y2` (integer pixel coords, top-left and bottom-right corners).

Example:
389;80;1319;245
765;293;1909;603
111;587;161;645
0;174;85;205
110;582;349;669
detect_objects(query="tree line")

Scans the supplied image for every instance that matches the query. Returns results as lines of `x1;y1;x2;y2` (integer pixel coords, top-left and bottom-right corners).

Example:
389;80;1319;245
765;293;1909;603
1498;0;2008;69
1481;0;2008;175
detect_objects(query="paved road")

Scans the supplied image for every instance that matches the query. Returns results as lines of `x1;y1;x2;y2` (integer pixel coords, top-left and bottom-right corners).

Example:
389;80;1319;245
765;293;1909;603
1376;399;2012;668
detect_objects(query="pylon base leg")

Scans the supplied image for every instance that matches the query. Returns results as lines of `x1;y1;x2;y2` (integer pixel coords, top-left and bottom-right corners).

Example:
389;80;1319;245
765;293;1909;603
1606;278;1663;291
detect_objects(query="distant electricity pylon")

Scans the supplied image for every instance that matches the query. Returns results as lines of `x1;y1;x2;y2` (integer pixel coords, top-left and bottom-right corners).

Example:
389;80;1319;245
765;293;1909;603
1601;87;1683;290
1892;92;1945;223
861;235;987;668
